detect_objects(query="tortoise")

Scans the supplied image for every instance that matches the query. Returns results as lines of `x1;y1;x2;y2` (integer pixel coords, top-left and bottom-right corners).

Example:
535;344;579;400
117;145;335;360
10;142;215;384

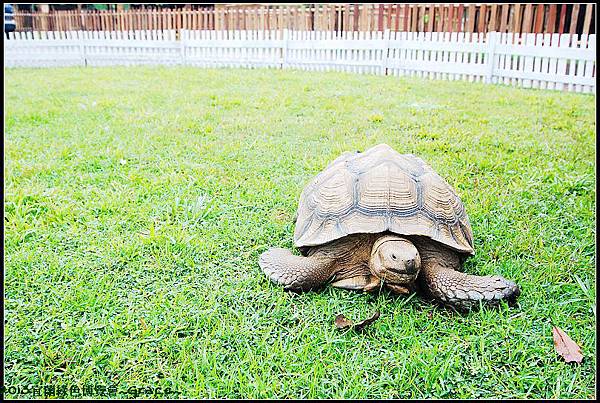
259;143;520;310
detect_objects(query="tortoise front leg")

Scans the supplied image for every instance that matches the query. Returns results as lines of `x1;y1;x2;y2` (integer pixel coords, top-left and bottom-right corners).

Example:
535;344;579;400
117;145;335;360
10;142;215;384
259;248;335;292
419;264;520;310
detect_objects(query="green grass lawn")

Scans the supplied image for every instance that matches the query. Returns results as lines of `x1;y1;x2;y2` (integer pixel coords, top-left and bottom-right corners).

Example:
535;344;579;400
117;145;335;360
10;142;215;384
4;66;596;399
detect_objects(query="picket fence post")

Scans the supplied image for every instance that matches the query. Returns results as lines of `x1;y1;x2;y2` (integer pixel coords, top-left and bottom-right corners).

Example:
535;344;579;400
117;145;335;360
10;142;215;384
78;30;87;66
485;31;498;83
180;29;187;65
382;29;391;75
281;28;289;70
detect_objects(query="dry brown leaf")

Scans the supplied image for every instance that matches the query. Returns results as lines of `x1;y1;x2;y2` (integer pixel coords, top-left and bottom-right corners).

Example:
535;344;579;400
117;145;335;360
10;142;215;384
334;314;353;330
353;311;381;332
334;311;380;332
552;326;583;363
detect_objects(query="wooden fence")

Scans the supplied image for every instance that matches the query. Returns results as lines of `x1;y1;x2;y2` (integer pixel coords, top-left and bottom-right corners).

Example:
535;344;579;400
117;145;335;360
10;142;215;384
5;29;595;94
13;4;596;36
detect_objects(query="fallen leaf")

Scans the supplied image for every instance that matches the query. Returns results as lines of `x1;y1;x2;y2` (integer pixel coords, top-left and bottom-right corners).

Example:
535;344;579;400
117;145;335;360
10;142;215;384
334;314;353;330
353;311;381;332
334;311;380;332
552;326;583;363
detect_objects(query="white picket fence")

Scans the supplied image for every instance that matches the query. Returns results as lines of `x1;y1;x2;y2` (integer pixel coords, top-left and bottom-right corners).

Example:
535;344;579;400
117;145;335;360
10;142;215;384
4;29;596;93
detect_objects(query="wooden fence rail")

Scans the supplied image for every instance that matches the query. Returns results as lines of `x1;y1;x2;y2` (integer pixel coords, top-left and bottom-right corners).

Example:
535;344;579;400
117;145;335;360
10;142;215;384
5;29;595;94
13;4;596;36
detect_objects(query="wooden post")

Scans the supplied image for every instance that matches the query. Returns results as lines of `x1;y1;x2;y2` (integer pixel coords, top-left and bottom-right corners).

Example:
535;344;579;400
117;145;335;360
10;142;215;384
436;4;443;32
534;4;544;33
466;4;475;33
478;4;487;33
489;4;497;32
410;5;417;32
500;4;510;32
77;4;83;30
582;4;593;36
386;4;392;31
418;5;425;32
513;4;522;34
427;5;434;32
546;5;557;34
569;4;580;36
522;4;533;33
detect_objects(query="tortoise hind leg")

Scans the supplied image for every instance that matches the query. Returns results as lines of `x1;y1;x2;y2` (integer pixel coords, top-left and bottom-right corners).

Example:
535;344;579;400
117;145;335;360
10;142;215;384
420;264;520;311
259;248;335;292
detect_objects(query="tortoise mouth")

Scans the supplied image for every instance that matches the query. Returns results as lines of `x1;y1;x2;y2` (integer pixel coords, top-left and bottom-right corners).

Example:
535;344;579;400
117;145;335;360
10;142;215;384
372;262;420;284
388;262;419;275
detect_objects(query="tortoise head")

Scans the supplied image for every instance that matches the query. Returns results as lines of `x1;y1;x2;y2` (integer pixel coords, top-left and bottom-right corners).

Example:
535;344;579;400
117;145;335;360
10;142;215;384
369;235;421;286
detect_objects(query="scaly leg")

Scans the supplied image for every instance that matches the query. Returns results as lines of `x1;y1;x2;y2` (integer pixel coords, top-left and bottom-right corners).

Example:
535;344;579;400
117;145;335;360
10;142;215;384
420;263;520;310
259;248;335;292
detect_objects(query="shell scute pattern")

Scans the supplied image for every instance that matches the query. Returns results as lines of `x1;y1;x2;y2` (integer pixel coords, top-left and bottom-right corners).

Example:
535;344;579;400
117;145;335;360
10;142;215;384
294;144;474;254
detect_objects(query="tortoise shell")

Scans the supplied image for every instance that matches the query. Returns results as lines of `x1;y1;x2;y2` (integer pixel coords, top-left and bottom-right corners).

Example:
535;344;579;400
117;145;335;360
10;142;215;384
293;144;474;255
